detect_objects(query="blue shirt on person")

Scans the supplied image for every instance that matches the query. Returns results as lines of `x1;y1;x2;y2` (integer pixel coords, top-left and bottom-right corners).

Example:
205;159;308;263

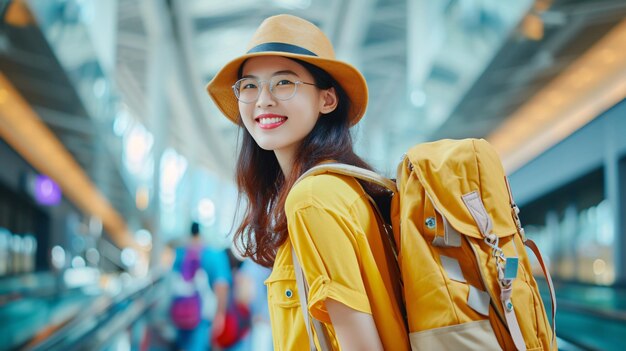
171;245;231;351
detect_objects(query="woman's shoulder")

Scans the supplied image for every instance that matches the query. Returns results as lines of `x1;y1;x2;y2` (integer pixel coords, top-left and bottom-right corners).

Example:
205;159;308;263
286;172;365;213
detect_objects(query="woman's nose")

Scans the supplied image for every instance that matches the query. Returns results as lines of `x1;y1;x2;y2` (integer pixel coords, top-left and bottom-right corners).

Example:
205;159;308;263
256;82;276;107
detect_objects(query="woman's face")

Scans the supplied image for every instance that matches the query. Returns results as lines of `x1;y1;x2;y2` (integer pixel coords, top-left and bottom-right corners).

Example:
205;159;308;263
238;56;337;160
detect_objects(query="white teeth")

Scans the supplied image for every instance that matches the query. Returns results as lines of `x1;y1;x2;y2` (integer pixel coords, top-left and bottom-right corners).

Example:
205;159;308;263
258;117;284;125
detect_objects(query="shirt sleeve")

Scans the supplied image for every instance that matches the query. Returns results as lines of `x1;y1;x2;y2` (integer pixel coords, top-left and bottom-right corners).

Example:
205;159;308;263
203;249;232;287
289;205;371;323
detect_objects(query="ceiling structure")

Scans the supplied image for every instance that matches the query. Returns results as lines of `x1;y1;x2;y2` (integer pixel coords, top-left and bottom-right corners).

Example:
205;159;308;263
2;0;139;232
433;0;626;137
1;0;625;243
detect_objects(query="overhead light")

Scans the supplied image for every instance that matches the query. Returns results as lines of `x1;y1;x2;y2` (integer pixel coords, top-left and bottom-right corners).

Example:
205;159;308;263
534;0;553;12
113;105;132;136
33;174;62;206
93;78;107;98
86;248;100;265
410;89;427;108
71;256;86;268
4;0;35;27
51;245;66;270
520;13;544;41
198;198;216;225
121;247;138;267
135;185;150;211
135;229;152;248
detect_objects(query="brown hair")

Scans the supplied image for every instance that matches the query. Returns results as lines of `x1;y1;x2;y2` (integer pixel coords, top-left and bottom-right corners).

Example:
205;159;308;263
232;59;375;267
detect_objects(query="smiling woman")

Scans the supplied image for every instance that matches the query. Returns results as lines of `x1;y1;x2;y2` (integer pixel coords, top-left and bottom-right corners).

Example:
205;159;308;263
206;14;409;351
236;56;337;168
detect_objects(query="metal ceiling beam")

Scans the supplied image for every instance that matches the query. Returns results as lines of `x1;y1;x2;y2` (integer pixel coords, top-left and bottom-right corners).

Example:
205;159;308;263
0;44;55;69
361;39;405;63
3;70;74;101
34;106;93;136
334;0;377;65
370;2;406;25
117;0;144;23
170;0;238;179
407;0;439;92
188;0;260;19
562;0;626;21
116;31;149;51
115;63;147;125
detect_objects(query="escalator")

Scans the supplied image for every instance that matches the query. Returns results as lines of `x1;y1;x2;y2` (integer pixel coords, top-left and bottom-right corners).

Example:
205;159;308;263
538;279;626;351
0;270;167;351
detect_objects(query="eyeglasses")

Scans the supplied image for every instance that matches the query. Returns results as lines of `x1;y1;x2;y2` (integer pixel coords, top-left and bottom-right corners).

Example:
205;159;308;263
232;75;317;104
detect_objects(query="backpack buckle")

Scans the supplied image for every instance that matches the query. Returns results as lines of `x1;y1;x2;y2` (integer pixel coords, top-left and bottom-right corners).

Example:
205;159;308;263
511;203;527;242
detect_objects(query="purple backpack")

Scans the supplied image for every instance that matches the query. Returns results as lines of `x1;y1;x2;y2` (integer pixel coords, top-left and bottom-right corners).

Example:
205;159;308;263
170;246;202;330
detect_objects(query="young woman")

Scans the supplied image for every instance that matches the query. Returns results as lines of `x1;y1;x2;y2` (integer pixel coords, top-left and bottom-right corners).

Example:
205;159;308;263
207;14;409;351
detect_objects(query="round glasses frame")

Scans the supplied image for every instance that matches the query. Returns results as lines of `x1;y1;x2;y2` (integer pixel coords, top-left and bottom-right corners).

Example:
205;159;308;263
231;77;317;104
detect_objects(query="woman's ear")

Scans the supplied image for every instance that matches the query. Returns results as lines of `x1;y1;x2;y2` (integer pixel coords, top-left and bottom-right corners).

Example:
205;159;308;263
319;87;338;115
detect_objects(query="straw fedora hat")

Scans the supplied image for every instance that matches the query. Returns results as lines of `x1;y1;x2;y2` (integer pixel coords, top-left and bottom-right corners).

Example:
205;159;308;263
206;14;368;126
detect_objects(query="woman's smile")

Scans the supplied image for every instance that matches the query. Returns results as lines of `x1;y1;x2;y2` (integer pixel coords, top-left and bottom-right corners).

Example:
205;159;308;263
256;113;288;129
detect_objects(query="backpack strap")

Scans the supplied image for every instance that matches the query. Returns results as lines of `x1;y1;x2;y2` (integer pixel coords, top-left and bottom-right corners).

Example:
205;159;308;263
296;163;403;266
296;163;397;193
181;245;202;281
292;246;332;351
524;239;557;349
505;177;557;349
461;191;528;351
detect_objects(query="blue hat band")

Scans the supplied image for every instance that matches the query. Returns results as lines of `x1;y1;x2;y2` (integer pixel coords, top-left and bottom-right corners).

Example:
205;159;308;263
247;42;318;57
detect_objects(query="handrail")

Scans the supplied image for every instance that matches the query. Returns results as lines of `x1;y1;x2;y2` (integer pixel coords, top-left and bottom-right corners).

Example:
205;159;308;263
535;277;626;321
22;270;166;351
532;278;626;350
547;298;620;351
556;336;603;351
535;275;626;291
546;295;626;322
0;271;62;306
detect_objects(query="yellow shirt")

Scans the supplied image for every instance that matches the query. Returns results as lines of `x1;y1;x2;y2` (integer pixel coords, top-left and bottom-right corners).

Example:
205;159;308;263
265;173;410;350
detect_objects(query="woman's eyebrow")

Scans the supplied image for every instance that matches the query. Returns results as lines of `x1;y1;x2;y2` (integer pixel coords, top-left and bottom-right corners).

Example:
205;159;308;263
272;70;299;77
241;70;300;79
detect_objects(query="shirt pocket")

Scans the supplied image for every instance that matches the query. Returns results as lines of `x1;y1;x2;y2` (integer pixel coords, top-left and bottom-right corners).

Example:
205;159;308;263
265;265;300;309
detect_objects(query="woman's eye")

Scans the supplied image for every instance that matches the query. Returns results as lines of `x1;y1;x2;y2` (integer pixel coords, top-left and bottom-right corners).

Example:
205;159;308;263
275;79;294;86
242;83;257;90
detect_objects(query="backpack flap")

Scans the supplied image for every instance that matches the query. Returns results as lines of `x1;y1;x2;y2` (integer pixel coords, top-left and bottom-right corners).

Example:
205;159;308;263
406;138;518;241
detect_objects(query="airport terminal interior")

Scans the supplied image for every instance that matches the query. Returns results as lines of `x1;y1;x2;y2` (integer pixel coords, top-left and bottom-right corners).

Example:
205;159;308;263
1;0;626;350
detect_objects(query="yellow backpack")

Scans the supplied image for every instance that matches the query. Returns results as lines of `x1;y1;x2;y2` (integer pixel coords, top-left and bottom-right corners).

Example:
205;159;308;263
297;138;556;351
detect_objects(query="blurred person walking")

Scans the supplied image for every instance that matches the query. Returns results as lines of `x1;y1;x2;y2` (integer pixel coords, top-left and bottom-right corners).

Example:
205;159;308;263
213;250;253;351
234;258;272;351
169;222;231;351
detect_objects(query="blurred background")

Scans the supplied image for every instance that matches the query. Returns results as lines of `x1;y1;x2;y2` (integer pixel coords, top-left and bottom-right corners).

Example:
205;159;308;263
1;0;625;350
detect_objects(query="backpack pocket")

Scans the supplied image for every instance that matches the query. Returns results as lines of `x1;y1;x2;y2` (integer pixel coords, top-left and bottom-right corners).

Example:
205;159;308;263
170;292;202;330
409;319;501;351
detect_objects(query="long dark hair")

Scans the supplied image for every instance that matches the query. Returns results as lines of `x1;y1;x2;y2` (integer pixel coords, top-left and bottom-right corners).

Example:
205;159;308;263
233;58;375;267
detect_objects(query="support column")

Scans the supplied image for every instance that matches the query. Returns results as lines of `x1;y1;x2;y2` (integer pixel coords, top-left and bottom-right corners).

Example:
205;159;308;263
141;0;170;270
614;155;626;285
604;114;626;285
